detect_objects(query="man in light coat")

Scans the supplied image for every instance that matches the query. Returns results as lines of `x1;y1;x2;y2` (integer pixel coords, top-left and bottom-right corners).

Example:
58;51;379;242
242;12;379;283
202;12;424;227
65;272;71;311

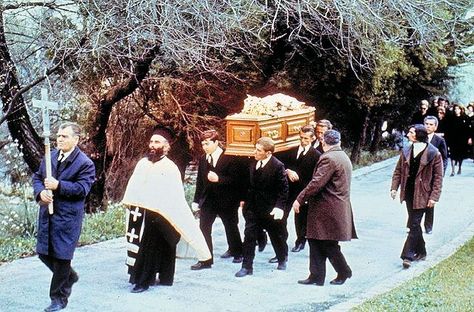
391;124;443;269
292;130;357;286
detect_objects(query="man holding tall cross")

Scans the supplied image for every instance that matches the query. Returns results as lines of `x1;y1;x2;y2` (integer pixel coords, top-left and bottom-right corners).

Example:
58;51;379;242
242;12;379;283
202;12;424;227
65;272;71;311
33;122;95;311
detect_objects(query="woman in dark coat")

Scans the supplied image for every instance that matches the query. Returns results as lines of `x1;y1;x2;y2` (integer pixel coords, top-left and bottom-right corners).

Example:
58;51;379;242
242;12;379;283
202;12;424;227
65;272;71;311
444;104;470;176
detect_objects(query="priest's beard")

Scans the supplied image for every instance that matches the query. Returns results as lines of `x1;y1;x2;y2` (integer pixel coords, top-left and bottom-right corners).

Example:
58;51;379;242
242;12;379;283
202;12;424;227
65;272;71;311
147;147;164;163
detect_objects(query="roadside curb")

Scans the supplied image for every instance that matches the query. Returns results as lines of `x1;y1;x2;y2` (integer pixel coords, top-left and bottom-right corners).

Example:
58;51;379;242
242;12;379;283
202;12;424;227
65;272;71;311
328;219;474;312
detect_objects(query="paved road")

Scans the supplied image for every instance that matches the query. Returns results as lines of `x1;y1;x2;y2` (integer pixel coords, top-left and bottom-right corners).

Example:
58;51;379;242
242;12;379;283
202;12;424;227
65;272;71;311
1;157;473;312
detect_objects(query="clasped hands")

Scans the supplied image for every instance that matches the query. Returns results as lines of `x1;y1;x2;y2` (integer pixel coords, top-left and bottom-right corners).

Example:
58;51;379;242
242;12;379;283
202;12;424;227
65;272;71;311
39;177;59;205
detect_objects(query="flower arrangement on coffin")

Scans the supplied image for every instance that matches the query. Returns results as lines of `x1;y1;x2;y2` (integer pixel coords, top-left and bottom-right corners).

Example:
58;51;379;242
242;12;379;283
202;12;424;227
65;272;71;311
240;93;308;116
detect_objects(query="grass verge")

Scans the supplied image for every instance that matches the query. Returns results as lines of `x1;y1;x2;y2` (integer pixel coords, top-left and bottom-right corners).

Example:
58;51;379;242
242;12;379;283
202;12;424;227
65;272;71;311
352;237;474;311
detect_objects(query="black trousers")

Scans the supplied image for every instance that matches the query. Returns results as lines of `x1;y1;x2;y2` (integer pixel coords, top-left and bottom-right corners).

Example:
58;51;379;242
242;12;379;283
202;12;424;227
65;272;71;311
129;210;180;287
307;239;351;284
293;203;308;247
39;254;77;302
241;209;288;270
199;206;242;261
401;205;427;261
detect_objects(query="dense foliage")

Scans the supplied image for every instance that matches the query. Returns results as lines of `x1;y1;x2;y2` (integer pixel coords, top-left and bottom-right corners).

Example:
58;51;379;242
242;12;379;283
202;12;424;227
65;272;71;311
1;0;472;206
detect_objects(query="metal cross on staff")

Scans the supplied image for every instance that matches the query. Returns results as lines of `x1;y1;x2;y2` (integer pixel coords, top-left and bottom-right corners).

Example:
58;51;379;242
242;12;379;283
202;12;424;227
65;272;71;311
33;88;59;215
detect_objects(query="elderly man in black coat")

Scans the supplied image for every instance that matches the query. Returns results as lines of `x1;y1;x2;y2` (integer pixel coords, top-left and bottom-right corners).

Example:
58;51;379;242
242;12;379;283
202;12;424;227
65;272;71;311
33;122;95;312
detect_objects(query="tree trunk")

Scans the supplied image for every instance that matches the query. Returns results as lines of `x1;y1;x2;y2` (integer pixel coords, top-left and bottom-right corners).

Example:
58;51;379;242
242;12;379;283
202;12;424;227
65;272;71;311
350;107;370;164
86;45;161;212
0;12;43;172
369;113;384;154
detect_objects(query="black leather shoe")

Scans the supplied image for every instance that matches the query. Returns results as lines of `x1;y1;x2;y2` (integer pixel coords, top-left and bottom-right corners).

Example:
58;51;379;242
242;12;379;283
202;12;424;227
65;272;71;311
131;285;149;293
425;229;432;234
330;271;352;285
44;299;66;312
235;268;253;277
232;256;243;263
291;243;305;252
298;278;324;286
221;250;232;258
277;262;287;270
190;261;212;270
268;256;278;263
269;255;287;263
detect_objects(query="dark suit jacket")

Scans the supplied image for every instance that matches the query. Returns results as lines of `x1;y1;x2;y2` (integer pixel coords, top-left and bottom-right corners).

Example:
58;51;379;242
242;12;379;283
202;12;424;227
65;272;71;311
193;153;245;212
430;134;448;173
33;147;95;260
277;146;321;203
245;156;288;215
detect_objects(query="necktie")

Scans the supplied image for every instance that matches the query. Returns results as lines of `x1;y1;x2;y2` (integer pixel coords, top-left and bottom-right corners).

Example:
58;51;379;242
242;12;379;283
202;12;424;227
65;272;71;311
208;154;214;168
257;160;263;170
56;153;64;173
297;147;305;160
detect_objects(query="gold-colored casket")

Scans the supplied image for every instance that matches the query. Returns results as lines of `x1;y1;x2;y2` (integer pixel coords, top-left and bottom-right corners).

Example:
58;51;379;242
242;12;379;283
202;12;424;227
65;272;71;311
224;94;315;156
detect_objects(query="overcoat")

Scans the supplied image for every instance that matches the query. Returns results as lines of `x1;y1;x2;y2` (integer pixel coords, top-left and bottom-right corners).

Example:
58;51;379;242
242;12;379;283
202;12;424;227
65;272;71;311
33;147;95;260
296;146;357;241
391;143;443;209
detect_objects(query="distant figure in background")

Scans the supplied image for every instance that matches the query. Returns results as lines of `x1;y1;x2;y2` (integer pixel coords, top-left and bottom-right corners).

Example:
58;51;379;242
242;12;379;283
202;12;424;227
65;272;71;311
190;130;244;270
411;100;430;125
445;104;470;176
314;119;333;153
122;130;211;293
423;116;448;234
293;130;357;286
33;122;95;312
235;137;289;278
391;125;443;269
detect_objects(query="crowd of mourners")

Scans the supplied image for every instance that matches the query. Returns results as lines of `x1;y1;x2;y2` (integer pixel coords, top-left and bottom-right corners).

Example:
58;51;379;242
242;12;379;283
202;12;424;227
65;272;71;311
411;96;474;176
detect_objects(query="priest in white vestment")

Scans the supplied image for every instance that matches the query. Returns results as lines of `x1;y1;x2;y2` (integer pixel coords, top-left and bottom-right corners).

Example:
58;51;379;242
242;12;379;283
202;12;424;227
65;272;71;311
122;131;211;293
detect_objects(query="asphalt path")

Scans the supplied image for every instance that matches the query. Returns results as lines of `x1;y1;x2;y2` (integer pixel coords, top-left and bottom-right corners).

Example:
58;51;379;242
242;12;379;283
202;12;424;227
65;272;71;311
1;157;473;312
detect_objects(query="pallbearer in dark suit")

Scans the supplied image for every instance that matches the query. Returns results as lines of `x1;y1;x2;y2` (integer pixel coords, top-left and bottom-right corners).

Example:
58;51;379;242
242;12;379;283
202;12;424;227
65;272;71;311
235;137;289;277
293;130;357;286
278;125;321;253
423;116;448;234
313;119;333;154
191;130;244;270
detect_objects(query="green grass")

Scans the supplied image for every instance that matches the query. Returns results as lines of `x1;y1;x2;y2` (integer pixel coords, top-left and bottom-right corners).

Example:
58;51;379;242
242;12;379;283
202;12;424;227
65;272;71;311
352;149;399;170
352;237;474;312
0;201;126;264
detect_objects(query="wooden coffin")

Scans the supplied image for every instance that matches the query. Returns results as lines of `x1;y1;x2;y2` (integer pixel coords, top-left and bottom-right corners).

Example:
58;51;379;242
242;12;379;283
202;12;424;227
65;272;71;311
224;107;315;156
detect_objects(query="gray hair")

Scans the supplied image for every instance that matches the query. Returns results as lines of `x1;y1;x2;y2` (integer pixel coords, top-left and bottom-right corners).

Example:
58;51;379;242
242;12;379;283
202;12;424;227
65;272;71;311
323;130;341;146
59;122;81;137
256;137;275;153
317;119;333;130
423;115;438;126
